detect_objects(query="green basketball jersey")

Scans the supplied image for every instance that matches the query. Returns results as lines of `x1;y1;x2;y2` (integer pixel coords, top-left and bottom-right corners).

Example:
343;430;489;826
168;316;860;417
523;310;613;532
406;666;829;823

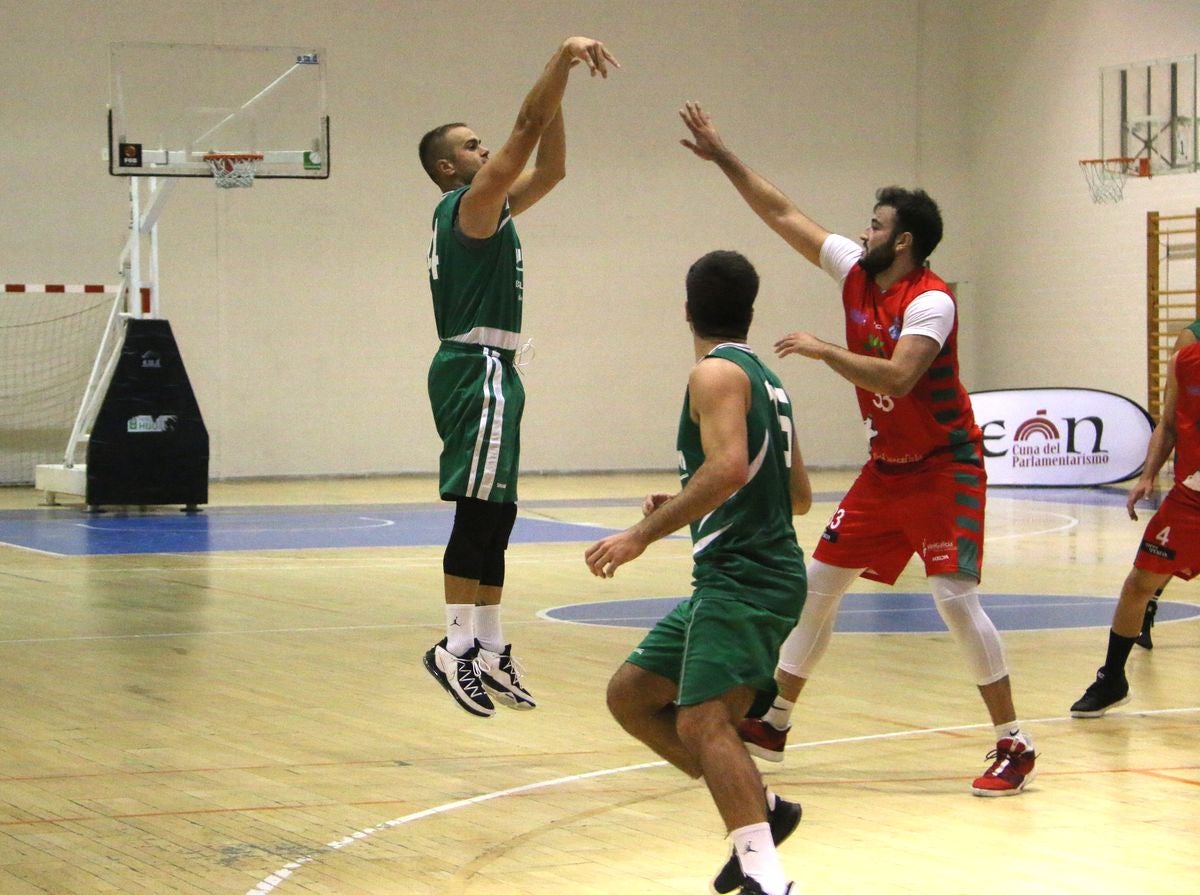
678;343;806;612
426;186;524;351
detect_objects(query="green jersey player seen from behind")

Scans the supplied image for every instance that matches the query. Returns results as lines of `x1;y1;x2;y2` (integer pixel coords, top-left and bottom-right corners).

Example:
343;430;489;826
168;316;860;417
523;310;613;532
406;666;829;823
679;343;806;613
588;250;811;895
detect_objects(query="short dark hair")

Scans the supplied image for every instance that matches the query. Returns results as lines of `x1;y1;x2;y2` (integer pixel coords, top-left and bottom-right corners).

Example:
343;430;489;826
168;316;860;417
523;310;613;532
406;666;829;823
874;186;943;264
418;122;466;186
686;250;759;341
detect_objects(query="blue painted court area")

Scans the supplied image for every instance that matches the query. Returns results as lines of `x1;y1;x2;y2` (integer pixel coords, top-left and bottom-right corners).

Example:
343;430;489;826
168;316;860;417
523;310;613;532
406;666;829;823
0;505;622;556
542;593;1200;633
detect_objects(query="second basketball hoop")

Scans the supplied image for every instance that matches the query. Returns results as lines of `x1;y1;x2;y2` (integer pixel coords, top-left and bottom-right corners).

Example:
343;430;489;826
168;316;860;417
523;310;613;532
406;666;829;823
1078;156;1150;204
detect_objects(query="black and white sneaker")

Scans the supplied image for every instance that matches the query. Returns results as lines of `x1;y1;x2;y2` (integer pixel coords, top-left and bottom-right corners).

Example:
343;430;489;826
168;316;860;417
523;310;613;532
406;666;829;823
423;639;495;717
1070;667;1130;718
712;795;802;893
477;642;536;709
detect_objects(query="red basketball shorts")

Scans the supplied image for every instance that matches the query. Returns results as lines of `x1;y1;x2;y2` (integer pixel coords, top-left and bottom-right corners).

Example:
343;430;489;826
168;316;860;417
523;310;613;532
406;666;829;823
1133;482;1200;581
812;455;987;585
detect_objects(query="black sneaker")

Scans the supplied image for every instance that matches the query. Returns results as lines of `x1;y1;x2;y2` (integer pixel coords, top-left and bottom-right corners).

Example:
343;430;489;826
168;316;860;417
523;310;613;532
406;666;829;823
1136;596;1158;649
1070;667;1130;718
713;795;802;893
737;879;792;895
423;638;495;717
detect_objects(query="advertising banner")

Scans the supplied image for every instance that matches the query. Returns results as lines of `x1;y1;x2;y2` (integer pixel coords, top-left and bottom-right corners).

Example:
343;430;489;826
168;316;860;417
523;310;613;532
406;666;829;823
970;388;1153;487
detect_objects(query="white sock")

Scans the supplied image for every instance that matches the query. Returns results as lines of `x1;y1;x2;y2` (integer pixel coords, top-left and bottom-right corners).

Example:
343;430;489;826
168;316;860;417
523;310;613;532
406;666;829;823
731;822;788;895
445;604;475;656
996;722;1032;749
763;696;795;730
474;604;505;652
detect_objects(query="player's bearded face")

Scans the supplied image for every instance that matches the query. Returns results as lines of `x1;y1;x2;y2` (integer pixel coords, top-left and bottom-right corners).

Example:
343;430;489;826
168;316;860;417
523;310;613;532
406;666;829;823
859;231;898;276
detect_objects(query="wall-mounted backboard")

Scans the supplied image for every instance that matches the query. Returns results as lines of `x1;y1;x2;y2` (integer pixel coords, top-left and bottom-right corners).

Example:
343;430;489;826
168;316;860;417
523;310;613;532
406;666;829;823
1101;54;1197;176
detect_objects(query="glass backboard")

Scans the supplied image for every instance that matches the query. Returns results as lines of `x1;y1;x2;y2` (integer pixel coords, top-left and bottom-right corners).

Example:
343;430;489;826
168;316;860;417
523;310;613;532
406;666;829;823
108;41;329;179
1101;54;1197;176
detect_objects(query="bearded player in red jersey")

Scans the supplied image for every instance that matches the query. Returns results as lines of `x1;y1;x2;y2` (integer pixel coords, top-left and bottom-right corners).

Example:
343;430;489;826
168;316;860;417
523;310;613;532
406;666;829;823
679;102;1036;796
1071;332;1200;716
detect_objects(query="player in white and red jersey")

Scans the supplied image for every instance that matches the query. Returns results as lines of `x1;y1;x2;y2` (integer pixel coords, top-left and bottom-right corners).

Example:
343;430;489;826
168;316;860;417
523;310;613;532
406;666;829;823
1070;334;1200;717
679;102;1035;796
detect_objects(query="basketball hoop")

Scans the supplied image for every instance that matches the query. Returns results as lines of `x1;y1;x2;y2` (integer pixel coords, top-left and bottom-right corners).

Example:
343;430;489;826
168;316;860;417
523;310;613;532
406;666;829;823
1078;156;1149;204
203;152;264;188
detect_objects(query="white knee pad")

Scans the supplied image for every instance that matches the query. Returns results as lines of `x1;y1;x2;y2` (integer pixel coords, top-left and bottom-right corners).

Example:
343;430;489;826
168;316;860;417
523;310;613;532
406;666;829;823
776;560;862;679
930;573;1008;685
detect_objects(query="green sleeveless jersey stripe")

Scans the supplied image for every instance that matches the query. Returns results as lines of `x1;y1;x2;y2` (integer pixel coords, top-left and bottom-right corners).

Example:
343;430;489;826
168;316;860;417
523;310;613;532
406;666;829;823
427;187;524;349
677;344;806;611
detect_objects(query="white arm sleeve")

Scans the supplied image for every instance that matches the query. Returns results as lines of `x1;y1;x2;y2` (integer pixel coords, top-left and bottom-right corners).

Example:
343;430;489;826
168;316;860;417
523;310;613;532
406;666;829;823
900;291;955;348
818;233;864;285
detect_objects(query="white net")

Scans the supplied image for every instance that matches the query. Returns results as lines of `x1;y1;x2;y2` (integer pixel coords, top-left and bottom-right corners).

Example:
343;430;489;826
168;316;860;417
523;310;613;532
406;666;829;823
204;153;262;188
1080;158;1133;204
0;291;119;484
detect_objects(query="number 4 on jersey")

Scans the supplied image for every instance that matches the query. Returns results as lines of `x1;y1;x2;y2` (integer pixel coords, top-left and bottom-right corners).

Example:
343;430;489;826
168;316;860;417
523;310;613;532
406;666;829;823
427;220;440;281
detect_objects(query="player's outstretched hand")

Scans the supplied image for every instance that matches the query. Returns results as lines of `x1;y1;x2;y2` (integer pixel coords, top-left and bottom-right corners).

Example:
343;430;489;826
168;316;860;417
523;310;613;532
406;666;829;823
563;37;620;78
679;101;729;160
774;331;826;360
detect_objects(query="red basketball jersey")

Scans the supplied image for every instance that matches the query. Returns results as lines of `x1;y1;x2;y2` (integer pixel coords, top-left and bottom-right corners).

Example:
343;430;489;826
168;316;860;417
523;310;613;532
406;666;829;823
842;264;981;464
1172;341;1200;484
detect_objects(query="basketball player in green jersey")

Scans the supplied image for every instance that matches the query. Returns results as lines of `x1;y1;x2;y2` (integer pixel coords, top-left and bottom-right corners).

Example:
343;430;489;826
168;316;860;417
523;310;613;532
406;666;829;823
418;37;619;718
586;252;812;895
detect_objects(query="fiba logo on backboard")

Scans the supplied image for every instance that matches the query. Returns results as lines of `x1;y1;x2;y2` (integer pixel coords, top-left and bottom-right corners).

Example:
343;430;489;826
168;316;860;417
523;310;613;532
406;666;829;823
970;389;1153;486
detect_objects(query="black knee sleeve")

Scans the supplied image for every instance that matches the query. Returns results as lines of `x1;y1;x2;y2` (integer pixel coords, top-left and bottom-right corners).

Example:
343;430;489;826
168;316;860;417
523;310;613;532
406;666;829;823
479;502;517;588
444;499;516;583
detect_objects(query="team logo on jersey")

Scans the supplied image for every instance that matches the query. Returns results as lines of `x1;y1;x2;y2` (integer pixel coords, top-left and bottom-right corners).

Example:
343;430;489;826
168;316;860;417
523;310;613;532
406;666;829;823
861;334;887;357
888;318;902;341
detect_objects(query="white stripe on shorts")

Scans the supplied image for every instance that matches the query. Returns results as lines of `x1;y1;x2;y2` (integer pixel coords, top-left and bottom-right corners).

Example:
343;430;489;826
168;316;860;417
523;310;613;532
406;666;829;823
467;348;506;500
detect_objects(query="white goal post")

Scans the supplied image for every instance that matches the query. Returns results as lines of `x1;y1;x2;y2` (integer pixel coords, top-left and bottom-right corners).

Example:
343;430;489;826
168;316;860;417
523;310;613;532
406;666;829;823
0;284;125;487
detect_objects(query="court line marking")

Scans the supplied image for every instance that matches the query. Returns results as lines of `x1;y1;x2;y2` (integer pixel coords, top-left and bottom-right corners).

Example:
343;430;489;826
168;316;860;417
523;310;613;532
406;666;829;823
71;516;397;533
983;510;1078;541
242;705;1200;895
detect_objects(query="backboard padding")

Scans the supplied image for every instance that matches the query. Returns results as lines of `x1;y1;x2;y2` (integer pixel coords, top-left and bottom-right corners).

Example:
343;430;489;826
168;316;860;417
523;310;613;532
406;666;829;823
108;41;329;179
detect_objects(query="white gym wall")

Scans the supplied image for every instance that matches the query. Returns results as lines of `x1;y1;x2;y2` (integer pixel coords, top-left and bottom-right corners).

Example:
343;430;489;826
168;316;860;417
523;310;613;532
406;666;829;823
2;1;1199;480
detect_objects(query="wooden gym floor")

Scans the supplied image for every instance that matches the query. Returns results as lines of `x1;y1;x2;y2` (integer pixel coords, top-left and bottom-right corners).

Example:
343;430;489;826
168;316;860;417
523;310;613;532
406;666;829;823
0;470;1196;895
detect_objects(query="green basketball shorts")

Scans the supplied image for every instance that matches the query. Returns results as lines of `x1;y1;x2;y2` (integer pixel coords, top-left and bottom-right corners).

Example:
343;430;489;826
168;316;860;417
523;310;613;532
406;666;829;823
627;594;799;706
427;342;524;503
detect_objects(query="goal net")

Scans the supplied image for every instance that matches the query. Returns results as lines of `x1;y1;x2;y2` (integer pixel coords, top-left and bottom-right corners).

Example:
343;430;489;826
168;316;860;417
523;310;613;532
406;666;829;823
0;288;121;484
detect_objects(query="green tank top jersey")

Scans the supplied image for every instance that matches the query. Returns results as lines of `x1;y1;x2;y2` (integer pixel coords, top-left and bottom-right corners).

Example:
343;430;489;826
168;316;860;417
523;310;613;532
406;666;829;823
426;186;524;351
677;344;806;612
1188;320;1200;341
